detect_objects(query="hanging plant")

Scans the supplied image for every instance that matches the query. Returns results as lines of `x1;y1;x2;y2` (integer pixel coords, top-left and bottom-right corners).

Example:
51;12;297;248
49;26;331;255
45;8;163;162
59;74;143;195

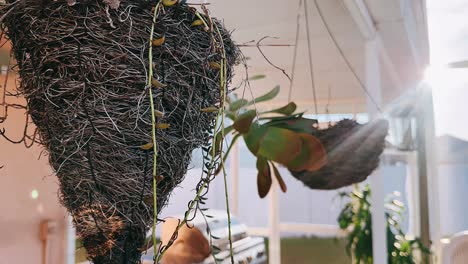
289;119;389;190
222;85;328;198
338;185;431;264
223;82;388;196
0;1;240;263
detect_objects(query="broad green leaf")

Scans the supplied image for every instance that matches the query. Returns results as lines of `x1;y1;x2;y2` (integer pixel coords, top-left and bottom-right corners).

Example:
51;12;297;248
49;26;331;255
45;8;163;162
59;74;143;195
263;102;297;115
222;125;235;135
233;110;256;134
270;117;318;134
287;133;327;171
248;74;266;81
213;126;235;156
257;127;302;165
270;162;287;193
215;133;224;155
256;157;272;198
448;60;468;68
243;123;269;155
213;126;234;154
225;112;236;121
260;113;304;122
249;85;280;105
229;98;249;112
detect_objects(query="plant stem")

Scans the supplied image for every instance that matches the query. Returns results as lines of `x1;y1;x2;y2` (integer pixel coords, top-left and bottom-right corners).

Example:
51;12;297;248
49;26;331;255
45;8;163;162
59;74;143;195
148;2;161;262
214;23;235;264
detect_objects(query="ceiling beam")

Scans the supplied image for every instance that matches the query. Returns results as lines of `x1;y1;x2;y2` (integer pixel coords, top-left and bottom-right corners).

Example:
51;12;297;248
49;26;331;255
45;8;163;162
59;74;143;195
342;0;376;40
399;0;423;67
342;0;404;89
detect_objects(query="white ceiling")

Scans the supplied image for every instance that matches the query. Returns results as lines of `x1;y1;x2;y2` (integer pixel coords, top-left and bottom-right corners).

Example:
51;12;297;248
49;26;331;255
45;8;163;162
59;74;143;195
0;0;429;114
208;0;429;114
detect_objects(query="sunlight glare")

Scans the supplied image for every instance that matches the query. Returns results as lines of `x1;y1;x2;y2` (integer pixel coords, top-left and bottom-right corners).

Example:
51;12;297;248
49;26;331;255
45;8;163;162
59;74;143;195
424;65;468;88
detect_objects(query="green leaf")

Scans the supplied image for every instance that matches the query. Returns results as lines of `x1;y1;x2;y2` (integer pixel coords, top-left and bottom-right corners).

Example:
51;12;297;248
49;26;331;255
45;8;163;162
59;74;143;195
233;110;256;134
250;85;280;105
225;112;236;121
243;123;269;155
287;133;327;172
256;157;272;198
264;112;304;121
448;60;468;68
269;117;318;134
270;162;287;193
229;98;249;112
213;125;234;154
263;102;297;116
248;74;267;81
257;127;302;165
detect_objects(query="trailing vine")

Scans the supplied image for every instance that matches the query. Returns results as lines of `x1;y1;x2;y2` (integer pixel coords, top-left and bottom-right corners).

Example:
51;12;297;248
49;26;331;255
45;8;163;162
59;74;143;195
154;7;235;263
147;0;162;260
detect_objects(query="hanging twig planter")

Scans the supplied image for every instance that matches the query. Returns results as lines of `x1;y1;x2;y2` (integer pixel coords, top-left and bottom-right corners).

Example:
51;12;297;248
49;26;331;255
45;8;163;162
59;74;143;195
0;1;239;263
289;119;389;190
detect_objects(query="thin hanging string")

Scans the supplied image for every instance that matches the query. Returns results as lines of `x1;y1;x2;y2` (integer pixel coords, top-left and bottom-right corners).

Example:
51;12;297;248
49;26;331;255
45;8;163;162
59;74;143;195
326;85;332;126
313;0;383;114
304;0;319;115
288;0;303;103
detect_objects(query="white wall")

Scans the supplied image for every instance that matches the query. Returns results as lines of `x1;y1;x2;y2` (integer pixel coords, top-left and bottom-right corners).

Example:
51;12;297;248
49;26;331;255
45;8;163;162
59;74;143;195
161;147;411;237
0;89;67;264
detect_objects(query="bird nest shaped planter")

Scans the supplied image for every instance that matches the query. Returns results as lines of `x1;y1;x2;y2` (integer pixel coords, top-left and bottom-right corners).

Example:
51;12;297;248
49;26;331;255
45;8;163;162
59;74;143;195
1;1;240;263
289;119;389;190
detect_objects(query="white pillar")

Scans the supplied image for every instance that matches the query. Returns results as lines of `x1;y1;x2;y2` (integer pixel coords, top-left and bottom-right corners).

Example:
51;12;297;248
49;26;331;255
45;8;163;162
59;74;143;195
65;215;76;264
406;152;421;238
416;84;440;262
229;141;239;216
365;39;388;264
268;182;281;264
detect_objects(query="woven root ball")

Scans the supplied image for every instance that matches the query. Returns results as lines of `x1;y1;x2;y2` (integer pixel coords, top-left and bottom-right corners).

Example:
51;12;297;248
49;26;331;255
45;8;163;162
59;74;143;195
290;119;389;190
1;1;240;263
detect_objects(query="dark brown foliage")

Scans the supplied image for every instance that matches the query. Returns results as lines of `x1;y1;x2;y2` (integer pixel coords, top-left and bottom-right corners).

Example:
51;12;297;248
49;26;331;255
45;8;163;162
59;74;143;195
0;1;240;263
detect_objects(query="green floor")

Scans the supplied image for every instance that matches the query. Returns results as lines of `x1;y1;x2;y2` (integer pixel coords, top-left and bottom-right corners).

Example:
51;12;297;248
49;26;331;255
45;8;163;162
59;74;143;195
278;237;350;264
76;237;350;263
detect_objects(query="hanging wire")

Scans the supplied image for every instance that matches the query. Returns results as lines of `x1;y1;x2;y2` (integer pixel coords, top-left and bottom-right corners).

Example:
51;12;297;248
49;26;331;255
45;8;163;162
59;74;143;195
288;0;303;103
304;0;319;115
313;0;383;113
326;85;332;125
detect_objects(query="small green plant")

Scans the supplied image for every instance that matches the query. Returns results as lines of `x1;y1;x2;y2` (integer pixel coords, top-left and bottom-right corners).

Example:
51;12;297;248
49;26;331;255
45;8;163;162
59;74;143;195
337;185;431;264
221;84;327;198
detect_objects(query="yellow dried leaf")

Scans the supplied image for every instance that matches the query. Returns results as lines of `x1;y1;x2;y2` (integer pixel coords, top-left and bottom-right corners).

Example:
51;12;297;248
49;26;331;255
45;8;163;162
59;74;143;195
152;36;165;46
156;123;170;129
191;19;204;27
200;106;219;113
154;110;164;117
143;195;153;205
154;175;164;183
140;142;154;150
162;0;177;6
151;78;167;88
209;61;221;70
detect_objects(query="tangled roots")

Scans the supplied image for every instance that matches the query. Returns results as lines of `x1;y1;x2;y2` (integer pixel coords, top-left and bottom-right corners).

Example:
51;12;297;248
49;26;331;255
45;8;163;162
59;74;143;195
1;1;240;262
